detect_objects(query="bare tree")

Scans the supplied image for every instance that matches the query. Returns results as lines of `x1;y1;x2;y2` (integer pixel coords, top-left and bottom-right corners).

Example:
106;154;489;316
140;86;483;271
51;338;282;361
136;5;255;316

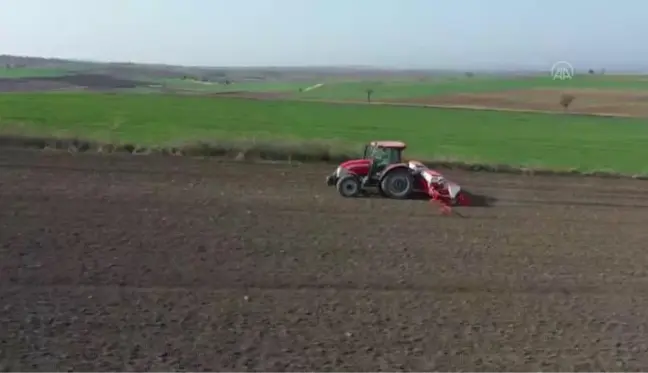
560;93;575;110
366;88;374;103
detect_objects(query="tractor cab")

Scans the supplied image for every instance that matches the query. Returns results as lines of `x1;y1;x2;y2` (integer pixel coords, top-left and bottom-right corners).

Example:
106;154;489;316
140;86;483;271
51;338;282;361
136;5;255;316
362;141;407;182
363;141;405;163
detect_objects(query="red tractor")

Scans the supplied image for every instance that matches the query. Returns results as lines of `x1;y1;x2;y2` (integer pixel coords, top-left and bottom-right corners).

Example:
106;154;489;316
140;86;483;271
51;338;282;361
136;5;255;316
325;141;470;213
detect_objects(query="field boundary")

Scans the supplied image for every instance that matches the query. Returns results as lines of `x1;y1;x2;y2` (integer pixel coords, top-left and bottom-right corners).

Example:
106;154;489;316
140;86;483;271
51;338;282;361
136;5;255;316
297;98;640;118
203;93;641;118
1;134;646;181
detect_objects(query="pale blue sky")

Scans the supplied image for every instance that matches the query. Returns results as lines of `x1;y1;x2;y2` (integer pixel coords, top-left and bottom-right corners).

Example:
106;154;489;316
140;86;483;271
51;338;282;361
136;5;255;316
0;0;645;70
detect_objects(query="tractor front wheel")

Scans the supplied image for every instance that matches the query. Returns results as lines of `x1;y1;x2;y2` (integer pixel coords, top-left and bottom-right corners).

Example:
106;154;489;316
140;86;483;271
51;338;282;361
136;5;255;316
380;169;414;199
336;174;361;197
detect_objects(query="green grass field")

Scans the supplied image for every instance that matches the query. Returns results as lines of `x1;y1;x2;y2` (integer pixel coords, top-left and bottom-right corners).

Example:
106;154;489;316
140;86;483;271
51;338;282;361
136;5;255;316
296;75;648;101
0;68;71;79
144;75;648;98
1;92;647;174
160;78;317;93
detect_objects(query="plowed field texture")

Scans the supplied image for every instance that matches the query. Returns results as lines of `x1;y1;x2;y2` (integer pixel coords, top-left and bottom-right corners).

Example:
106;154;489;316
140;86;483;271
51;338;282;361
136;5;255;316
1;92;648;174
3;150;648;371
2;82;648;371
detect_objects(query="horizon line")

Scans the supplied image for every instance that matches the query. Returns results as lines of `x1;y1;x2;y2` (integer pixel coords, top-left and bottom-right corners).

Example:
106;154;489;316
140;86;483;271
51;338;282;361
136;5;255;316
1;54;647;74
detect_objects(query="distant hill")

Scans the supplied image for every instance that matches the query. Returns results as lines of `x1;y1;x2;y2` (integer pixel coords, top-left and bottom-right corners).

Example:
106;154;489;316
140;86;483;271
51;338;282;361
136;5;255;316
0;55;443;81
0;54;481;93
2;54;643;94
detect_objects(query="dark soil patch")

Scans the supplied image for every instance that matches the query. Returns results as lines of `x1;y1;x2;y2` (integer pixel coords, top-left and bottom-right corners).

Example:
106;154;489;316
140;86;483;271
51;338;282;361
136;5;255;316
45;73;151;90
3;150;648;370
0;74;153;92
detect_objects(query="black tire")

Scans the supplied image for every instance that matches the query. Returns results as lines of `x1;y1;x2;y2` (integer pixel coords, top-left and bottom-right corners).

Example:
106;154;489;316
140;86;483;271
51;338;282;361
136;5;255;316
336;174;361;197
380;169;414;199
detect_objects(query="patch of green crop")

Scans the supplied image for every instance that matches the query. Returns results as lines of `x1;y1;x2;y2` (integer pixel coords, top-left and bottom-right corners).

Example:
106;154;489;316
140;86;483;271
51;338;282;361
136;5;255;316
159;78;317;93
0;68;71;78
0;92;647;173
296;75;648;100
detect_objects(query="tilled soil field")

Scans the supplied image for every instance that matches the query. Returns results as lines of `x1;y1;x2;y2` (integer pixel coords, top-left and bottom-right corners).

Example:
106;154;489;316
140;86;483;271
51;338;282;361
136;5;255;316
3;150;648;371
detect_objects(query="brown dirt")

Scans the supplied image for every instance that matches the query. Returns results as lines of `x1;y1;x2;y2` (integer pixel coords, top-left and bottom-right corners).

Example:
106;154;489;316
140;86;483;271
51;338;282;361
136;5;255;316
3;149;648;371
387;88;648;117
200;88;648;118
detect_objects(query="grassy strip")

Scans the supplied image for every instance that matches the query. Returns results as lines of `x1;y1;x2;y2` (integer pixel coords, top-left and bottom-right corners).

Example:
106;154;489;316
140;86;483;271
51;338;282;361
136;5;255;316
0;135;358;162
298;98;638;118
0;68;72;79
1;92;647;173
1;134;646;180
296;75;648;100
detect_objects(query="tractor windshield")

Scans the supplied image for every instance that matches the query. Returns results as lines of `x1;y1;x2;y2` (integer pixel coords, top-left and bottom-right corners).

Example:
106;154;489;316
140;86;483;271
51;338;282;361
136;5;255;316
386;148;402;163
368;146;401;165
363;145;404;179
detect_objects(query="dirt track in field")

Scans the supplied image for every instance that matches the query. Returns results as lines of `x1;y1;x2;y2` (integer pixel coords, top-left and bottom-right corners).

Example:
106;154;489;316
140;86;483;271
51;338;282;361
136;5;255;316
383;88;648;117
207;89;648;118
3;150;648;371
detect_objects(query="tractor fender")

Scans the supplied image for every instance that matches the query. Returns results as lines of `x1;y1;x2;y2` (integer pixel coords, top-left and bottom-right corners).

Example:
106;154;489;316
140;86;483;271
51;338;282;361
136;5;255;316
378;163;415;199
378;163;411;182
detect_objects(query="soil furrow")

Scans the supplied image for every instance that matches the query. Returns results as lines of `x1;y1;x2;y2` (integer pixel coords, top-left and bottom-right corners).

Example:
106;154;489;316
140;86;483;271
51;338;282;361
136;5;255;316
2;149;648;371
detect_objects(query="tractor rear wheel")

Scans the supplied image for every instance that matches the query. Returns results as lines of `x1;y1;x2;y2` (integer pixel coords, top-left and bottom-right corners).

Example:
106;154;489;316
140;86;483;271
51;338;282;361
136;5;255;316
380;169;414;199
336;174;361;197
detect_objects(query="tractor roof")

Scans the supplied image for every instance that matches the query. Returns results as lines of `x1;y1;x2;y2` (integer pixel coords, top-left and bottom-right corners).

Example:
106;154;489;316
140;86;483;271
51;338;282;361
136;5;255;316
370;140;407;149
